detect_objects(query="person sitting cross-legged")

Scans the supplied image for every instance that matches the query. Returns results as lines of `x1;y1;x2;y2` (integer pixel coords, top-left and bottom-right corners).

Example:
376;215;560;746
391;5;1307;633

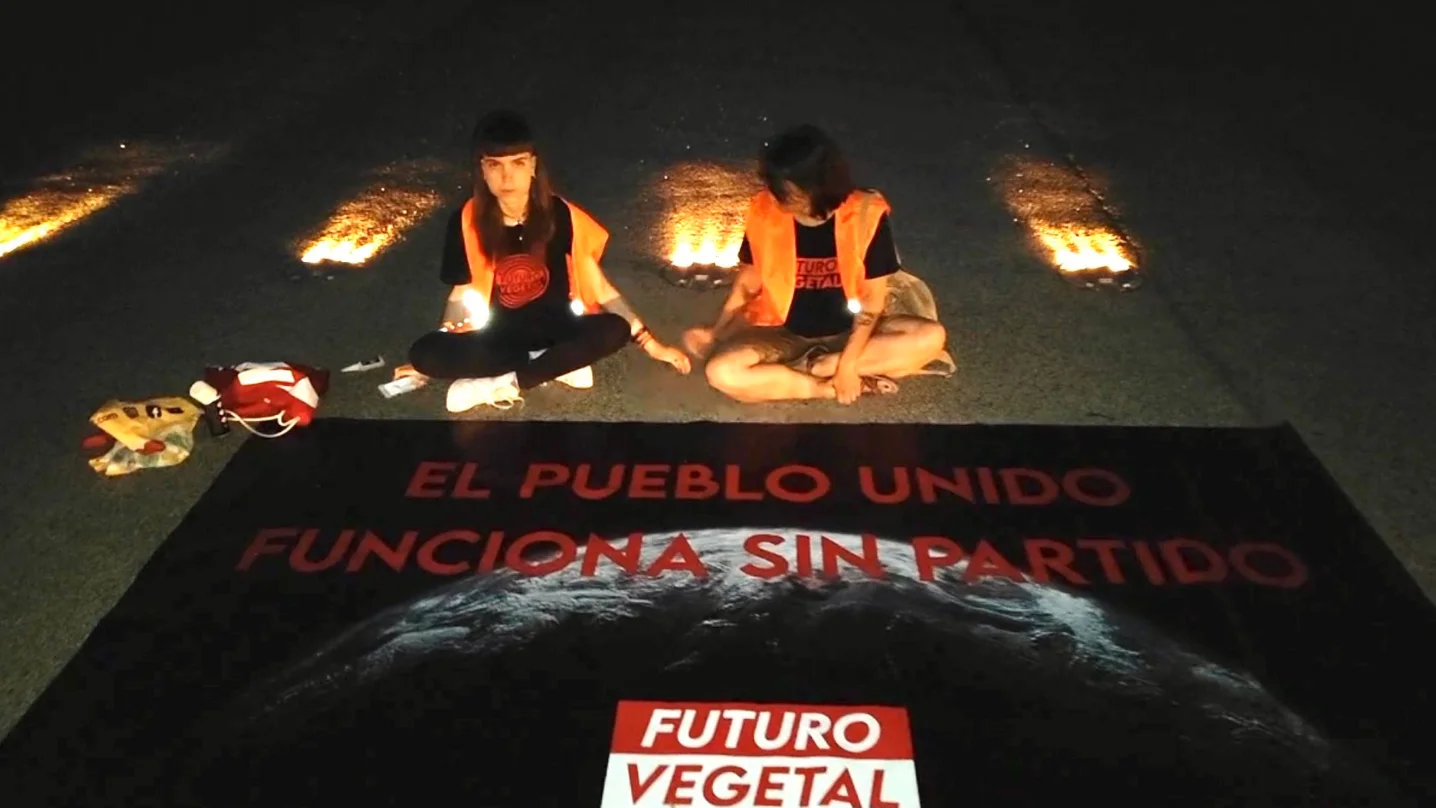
408;110;690;412
683;124;953;405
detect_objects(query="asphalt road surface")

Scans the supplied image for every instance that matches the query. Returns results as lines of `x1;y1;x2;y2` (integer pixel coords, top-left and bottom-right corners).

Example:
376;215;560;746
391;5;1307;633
2;0;1432;742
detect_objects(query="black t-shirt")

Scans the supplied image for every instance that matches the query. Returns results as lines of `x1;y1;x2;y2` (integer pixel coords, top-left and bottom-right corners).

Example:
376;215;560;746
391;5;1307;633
737;213;901;338
439;196;575;332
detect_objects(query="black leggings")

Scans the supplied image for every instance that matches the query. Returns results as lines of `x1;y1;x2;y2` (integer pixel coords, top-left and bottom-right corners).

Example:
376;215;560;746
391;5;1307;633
408;313;630;389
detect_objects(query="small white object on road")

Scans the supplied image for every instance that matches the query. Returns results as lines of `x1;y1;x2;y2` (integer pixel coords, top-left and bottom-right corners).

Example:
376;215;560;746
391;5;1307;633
378;375;426;398
343;356;386;373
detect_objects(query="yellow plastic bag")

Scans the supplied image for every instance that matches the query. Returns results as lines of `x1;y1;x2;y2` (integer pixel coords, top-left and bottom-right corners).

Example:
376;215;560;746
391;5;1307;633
87;397;203;477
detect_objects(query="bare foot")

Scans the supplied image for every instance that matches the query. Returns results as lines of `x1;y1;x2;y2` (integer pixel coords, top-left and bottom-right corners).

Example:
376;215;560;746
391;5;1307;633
808;351;839;379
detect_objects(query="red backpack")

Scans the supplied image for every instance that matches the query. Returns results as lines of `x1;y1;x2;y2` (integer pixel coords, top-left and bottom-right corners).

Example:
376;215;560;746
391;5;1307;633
190;362;330;438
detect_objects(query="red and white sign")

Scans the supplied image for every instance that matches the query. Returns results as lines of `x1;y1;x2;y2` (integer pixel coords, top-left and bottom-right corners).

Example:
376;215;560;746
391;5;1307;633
600;701;921;807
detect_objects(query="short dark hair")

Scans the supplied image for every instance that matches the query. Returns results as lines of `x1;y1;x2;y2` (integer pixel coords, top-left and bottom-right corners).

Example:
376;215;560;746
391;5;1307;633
758;125;856;218
471;109;537;160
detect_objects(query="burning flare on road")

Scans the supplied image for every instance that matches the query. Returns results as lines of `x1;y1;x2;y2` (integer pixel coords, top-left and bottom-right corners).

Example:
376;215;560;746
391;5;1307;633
655;161;755;279
0;142;202;259
670;219;740;270
995;155;1138;284
299;161;446;266
1034;224;1134;273
0;184;129;258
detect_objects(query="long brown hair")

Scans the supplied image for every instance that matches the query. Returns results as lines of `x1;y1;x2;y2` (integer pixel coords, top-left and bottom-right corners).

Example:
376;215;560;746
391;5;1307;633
470;110;556;261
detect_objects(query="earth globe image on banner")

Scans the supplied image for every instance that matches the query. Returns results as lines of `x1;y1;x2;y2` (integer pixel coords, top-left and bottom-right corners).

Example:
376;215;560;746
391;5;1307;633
178;530;1406;806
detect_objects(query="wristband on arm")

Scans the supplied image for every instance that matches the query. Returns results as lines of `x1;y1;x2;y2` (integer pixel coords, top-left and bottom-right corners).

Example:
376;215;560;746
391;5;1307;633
603;296;639;326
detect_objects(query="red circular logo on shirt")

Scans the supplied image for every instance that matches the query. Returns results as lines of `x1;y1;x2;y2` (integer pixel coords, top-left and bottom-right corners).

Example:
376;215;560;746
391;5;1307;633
494;253;549;308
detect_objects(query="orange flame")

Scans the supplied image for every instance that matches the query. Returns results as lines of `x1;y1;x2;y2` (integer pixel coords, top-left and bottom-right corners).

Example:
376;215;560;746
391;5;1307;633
0;141;207;259
670;220;741;269
299;187;443;265
995;156;1136;273
655;161;754;270
0;184;132;258
1034;224;1133;273
299;161;447;266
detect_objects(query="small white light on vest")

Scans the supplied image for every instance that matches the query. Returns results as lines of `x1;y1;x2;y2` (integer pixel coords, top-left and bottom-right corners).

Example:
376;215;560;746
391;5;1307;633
460;289;490;330
846;298;862;314
570;299;585;316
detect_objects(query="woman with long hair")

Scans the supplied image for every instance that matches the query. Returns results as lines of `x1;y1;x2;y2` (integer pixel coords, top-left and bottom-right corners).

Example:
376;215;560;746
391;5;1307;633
408;110;690;412
684;124;951;405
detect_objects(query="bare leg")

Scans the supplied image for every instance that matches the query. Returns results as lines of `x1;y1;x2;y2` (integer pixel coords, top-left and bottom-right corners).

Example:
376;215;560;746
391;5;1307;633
810;317;948;379
705;346;837;403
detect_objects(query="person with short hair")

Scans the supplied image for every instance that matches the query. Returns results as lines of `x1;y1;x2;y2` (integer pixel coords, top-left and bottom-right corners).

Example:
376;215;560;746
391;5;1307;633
683;124;952;404
409;110;690;412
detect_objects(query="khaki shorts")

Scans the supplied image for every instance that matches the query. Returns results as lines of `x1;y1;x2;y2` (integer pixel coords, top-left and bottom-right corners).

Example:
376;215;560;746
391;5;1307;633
714;319;903;369
711;270;958;375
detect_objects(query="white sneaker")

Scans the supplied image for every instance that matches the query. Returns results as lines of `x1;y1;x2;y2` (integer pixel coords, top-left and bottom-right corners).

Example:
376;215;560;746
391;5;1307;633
490;372;521;406
445;372;522;413
555;365;594;389
528;349;593;389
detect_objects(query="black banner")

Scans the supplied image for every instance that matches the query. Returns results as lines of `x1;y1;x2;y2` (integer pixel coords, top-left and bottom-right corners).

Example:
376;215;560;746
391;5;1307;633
2;419;1433;806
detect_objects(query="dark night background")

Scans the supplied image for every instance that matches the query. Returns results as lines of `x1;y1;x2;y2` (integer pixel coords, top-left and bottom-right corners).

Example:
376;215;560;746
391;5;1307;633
2;0;1434;803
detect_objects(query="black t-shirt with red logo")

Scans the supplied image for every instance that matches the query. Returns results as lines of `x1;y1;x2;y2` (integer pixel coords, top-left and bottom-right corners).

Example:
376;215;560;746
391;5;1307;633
439;196;575;333
736;213;901;338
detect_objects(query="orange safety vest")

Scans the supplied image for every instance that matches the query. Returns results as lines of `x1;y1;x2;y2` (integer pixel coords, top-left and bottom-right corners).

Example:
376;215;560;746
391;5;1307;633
741;188;892;326
457;195;609;315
